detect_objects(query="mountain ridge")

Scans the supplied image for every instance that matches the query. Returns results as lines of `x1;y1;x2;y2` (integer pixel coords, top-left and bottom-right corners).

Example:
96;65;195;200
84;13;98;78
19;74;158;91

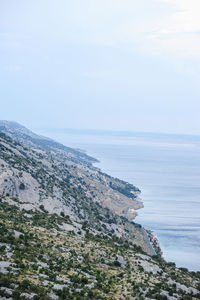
0;120;98;165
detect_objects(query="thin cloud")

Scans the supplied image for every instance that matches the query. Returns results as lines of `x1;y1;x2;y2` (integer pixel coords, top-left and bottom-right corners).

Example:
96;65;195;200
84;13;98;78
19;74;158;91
146;0;200;58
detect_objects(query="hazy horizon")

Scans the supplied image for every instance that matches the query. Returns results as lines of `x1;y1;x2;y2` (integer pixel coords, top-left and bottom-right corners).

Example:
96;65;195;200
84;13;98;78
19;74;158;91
35;126;200;138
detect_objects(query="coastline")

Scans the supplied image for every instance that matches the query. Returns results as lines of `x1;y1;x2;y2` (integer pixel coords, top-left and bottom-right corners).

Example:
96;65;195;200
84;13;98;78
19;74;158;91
35;129;200;271
93;158;162;258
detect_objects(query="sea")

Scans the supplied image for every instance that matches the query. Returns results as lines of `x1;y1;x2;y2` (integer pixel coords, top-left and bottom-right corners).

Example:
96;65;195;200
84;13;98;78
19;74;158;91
39;129;200;271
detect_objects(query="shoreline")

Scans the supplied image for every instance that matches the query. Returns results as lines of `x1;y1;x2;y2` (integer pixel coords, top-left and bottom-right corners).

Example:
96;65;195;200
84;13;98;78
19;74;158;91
33;130;200;271
93;157;163;258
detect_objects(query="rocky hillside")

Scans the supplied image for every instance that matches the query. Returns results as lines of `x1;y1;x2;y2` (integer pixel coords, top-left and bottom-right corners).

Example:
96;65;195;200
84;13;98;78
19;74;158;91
0;124;150;252
0;121;199;300
0;121;143;220
0;199;200;300
0;121;97;165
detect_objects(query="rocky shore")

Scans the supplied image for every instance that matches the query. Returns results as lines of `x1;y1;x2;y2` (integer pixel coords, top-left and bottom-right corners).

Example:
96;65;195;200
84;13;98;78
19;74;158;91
145;228;163;257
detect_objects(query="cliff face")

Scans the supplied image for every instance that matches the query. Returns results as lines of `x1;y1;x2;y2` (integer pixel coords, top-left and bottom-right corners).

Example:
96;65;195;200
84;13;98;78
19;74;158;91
0;122;200;300
0;121;143;220
0;123;148;253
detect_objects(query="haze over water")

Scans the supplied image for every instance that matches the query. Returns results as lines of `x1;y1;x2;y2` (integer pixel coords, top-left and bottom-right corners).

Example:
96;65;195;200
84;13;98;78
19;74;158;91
40;129;200;271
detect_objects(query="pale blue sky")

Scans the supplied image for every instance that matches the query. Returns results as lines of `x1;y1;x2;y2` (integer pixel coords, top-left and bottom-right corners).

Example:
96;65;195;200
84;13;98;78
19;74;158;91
0;0;200;134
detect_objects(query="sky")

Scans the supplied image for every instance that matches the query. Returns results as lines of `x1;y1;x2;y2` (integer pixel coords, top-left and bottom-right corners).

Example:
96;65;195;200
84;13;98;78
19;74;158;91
0;0;200;135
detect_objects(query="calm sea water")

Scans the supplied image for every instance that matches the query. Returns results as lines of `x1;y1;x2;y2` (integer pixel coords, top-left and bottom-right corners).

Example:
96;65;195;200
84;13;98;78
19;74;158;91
40;130;200;271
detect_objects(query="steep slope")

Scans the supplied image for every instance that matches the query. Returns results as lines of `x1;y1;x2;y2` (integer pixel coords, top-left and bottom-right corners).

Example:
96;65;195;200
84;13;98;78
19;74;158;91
0;121;143;220
0;120;97;165
0;123;199;299
0;131;150;254
0;199;200;300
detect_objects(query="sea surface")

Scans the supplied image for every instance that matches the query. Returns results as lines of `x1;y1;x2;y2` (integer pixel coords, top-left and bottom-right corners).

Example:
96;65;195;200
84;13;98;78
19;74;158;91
39;129;200;271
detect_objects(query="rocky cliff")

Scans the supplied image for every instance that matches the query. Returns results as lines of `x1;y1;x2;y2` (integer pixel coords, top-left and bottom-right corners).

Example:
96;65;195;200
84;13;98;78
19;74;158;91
0;121;199;300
